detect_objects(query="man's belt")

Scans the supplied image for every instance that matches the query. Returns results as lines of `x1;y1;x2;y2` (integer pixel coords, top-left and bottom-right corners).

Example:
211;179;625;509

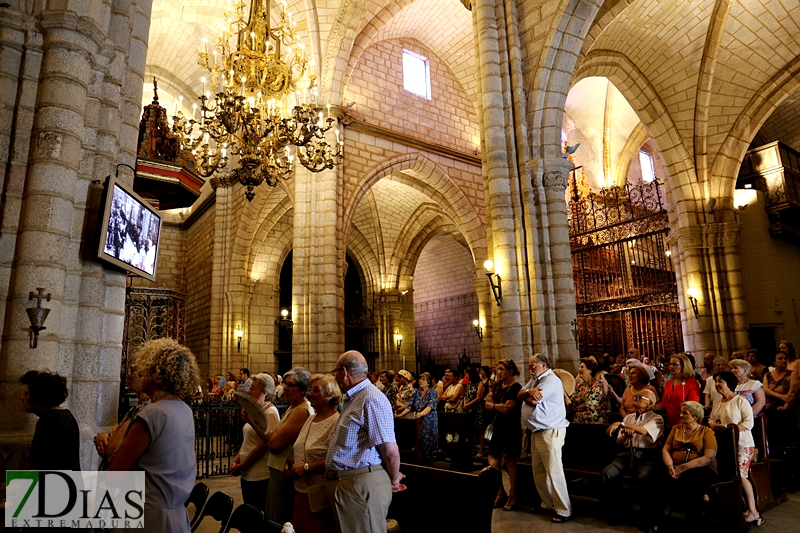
325;464;384;480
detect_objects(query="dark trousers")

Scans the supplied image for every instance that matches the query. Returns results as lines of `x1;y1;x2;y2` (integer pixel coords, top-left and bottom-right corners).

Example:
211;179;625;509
667;465;717;520
240;478;269;513
601;448;660;517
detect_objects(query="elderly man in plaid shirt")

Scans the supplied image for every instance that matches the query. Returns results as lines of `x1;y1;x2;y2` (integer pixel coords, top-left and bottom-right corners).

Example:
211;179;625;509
325;351;406;532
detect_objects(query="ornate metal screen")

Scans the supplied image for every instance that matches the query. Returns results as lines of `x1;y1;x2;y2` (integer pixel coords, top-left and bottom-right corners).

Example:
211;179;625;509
121;287;187;381
568;175;683;359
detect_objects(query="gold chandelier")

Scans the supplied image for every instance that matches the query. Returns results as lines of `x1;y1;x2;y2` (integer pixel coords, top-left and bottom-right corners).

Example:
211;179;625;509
171;0;343;201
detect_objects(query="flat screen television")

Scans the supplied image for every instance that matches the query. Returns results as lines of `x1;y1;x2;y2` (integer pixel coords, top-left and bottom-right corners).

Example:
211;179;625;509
97;175;163;281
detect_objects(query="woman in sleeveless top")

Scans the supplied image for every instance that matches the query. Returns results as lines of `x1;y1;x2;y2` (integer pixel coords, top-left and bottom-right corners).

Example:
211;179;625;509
264;368;313;525
109;338;201;533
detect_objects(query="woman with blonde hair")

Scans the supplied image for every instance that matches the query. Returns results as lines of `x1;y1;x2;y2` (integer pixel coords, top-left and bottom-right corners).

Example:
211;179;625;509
657;353;700;426
728;358;765;416
286;374;341;533
109;338;201;533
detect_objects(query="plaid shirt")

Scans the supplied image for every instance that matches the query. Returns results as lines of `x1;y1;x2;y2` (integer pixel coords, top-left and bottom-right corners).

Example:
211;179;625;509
236;378;252;393
325;378;396;471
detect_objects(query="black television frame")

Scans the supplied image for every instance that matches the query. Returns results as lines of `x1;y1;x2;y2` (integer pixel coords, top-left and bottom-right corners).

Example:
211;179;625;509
97;175;163;282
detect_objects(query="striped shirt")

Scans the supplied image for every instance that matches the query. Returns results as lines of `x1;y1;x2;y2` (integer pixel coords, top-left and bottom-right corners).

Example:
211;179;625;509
325;378;396;471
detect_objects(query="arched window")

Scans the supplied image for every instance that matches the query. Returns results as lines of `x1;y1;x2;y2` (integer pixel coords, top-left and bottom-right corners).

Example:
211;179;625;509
639;150;656;182
403;50;431;99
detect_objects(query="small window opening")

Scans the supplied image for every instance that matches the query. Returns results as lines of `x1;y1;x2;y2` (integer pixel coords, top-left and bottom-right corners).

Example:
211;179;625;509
639;151;656;182
403;50;431;99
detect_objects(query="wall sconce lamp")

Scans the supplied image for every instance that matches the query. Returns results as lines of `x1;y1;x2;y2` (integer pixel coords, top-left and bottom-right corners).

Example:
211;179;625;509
473;319;483;342
26;288;51;349
395;334;403;353
686;288;700;319
570;318;580;349
278;308;294;335
733;187;757;215
234;325;244;352
484;260;502;306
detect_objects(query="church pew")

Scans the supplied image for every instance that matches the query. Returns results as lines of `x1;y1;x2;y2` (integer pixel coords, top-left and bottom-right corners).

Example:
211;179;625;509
394;416;423;464
711;425;747;532
438;411;474;471
750;413;785;511
388;464;501;533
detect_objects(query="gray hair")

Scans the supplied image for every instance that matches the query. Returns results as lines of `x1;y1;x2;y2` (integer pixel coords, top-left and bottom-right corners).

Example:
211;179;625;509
340;350;369;376
252;373;275;402
283;367;312;392
682;401;704;421
713;355;728;366
532;352;551;369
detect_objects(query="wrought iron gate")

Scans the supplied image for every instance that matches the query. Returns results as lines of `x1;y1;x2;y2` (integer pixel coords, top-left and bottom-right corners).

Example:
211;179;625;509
121;287;187;416
568;173;683;360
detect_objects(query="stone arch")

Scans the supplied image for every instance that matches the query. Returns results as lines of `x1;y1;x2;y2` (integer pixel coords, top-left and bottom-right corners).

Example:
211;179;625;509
347;224;381;297
711;55;800;206
247;197;295;281
230;182;294;288
573;51;701;222
614;122;650;186
528;0;605;161
398;217;465;285
387;202;461;288
343;152;486;267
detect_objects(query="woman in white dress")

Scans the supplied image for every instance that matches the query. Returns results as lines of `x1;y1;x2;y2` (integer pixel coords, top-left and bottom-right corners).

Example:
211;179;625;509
708;371;760;525
231;373;280;513
286;375;342;533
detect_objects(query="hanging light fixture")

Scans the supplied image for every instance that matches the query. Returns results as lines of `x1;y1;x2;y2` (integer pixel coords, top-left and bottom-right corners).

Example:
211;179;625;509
171;0;343;201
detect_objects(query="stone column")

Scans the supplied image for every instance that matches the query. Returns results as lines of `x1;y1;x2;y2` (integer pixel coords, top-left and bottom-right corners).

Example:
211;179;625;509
668;222;748;353
473;0;525;373
0;10;103;465
542;159;579;372
292;119;345;371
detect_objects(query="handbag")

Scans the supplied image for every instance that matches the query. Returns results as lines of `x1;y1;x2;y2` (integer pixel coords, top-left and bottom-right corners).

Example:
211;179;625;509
483;384;513;442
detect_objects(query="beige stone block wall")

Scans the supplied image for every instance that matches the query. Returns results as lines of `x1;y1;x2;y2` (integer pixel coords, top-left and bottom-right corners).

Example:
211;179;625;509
344;38;480;156
184;204;215;377
129;222;185;291
414;292;481;370
739;193;800;347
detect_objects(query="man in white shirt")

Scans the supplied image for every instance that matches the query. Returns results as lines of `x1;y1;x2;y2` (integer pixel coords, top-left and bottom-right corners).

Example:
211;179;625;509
600;389;663;525
518;353;572;523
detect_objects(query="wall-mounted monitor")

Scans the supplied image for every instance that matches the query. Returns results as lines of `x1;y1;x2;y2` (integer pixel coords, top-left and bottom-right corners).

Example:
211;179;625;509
97;175;163;281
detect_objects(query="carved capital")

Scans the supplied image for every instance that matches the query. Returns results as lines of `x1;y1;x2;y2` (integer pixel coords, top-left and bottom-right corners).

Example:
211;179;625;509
543;170;569;190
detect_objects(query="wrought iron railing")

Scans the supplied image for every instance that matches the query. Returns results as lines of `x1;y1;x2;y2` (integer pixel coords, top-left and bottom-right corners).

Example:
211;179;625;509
189;398;244;478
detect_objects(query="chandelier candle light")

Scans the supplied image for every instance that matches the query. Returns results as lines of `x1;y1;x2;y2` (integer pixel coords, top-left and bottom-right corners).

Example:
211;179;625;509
171;0;343;201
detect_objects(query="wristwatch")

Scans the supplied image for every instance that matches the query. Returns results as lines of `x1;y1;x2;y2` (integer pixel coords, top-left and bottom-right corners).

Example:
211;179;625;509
303;462;310;472
620;422;626;428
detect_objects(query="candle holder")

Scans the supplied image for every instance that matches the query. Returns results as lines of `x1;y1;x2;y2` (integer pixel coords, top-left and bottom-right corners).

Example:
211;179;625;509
26;288;51;349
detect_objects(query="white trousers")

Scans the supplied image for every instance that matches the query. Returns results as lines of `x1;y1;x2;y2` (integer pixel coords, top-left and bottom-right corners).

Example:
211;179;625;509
530;427;572;517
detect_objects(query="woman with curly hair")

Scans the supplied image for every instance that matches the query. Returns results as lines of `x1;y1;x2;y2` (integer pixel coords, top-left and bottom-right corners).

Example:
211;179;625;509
109;338;201;533
21;370;80;471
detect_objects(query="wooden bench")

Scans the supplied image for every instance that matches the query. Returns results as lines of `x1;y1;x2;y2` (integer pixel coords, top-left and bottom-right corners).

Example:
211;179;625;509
750;413;786;512
394;416;423;464
388;463;501;533
710;425;746;531
438;411;475;471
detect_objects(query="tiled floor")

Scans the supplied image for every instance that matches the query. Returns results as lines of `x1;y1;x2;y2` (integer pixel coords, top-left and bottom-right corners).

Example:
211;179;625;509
193;472;800;533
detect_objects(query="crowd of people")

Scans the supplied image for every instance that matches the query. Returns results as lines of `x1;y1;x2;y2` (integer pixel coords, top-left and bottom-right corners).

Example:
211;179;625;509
17;339;798;532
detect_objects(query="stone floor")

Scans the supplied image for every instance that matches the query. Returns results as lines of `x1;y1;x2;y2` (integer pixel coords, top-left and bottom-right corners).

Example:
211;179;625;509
193;470;800;533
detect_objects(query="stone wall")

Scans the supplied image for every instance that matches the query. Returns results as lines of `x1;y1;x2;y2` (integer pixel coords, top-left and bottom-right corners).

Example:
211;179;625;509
344;38;480;155
184;204;215;377
413;236;480;369
739;193;800;348
129;221;185;292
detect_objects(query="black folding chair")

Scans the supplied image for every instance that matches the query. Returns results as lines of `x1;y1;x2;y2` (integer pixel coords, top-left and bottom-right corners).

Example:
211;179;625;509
186;482;209;529
222;504;264;533
190;491;234;533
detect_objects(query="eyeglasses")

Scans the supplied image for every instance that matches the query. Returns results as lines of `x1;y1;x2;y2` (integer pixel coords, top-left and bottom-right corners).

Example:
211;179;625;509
632;395;651;401
668;362;681;367
330;367;344;376
284;381;299;388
